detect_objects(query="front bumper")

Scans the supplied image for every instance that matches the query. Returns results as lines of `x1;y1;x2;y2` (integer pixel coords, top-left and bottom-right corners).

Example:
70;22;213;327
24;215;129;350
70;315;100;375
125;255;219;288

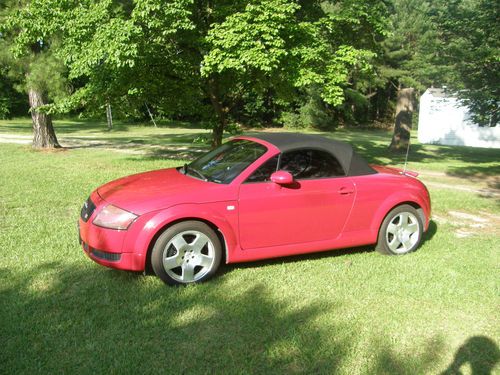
78;192;145;271
78;218;145;271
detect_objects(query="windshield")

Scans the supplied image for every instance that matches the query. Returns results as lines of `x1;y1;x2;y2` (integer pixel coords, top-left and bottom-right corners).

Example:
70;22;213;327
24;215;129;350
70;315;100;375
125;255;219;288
186;140;267;184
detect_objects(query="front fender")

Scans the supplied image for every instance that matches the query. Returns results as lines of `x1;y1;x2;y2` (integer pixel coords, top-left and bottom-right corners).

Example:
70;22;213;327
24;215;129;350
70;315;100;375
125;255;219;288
123;202;239;269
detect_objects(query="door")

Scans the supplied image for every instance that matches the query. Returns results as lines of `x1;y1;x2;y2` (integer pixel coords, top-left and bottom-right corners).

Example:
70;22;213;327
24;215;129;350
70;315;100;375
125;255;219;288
238;149;356;249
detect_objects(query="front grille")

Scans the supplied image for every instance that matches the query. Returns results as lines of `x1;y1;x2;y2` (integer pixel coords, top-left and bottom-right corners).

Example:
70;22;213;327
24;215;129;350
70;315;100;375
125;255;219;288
80;197;96;222
91;249;121;262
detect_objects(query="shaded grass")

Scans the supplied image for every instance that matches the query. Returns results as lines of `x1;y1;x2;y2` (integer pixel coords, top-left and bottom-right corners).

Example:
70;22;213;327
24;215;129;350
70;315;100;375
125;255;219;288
0;117;205;135
2;118;499;179
0;120;499;374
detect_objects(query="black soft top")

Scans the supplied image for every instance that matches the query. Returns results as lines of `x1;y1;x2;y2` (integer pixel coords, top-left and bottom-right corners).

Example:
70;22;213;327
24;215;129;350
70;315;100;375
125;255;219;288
248;132;376;176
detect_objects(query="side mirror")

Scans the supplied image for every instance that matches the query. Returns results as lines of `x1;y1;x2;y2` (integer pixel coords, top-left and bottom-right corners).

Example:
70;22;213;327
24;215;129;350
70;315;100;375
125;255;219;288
270;170;294;185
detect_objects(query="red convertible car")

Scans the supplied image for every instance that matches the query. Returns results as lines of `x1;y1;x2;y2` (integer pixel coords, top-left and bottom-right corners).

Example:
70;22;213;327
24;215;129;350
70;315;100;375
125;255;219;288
79;133;431;285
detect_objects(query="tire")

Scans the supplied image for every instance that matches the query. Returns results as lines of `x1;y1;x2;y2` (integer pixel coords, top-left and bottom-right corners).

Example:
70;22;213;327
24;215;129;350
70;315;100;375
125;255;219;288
151;221;222;285
375;204;423;255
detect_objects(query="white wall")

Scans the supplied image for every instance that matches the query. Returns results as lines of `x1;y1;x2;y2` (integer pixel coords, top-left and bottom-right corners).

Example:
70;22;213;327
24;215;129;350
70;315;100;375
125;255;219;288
418;89;500;148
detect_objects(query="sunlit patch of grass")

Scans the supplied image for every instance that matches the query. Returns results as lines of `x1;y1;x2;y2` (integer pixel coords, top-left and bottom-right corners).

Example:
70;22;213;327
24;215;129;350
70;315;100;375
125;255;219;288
171;305;218;328
0;121;499;374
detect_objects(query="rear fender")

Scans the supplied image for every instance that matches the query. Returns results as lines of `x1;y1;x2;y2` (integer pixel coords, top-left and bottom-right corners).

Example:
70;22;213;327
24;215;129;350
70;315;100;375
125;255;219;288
370;191;430;234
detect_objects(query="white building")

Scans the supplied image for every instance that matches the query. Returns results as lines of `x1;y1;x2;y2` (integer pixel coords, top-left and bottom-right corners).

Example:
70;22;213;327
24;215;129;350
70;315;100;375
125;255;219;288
418;88;500;148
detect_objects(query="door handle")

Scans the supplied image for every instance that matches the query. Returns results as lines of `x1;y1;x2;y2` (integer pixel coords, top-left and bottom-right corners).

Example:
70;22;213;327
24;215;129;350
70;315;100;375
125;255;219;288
338;187;354;195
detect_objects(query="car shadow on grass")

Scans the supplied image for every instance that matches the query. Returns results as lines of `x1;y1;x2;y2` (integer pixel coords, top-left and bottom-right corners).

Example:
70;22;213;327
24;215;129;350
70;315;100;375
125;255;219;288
0;263;347;373
220;246;374;275
221;220;438;275
422;220;438;245
1;261;452;374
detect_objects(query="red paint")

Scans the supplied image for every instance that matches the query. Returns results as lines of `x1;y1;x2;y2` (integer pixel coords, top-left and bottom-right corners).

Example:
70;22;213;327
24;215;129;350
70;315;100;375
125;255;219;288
78;137;432;272
238;177;356;249
270;170;294;185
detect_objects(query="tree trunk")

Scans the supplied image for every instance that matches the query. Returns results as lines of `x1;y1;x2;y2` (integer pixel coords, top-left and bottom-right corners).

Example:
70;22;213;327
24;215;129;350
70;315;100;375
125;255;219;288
207;78;226;148
28;88;61;149
106;103;113;130
389;88;415;152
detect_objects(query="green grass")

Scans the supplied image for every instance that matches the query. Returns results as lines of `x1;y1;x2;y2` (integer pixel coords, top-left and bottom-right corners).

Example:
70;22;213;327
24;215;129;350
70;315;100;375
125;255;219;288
1;119;499;374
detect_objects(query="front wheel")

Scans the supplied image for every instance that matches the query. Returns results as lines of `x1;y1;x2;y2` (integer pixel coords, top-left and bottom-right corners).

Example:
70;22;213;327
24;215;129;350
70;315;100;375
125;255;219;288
151;221;222;285
376;204;423;255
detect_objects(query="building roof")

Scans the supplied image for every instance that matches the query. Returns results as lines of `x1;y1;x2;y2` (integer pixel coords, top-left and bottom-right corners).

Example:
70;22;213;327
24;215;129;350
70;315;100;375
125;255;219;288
247;132;376;176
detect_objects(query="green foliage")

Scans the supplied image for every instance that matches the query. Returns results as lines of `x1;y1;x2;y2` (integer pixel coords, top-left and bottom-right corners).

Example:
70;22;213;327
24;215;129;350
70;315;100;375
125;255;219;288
373;0;499;127
432;0;499;126
52;1;143;116
281;88;334;130
380;0;443;91
0;0;70;117
203;0;386;106
1;0;497;133
0;65;26;118
200;0;389;139
281;100;332;130
203;1;299;74
365;0;443;124
0;0;389;134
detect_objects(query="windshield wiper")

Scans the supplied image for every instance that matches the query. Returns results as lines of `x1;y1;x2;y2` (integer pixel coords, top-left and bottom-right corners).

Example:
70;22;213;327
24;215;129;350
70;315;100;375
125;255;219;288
183;163;208;181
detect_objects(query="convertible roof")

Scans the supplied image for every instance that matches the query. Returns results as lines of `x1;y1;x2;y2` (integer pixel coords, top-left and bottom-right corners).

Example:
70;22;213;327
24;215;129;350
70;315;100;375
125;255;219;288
248;132;376;176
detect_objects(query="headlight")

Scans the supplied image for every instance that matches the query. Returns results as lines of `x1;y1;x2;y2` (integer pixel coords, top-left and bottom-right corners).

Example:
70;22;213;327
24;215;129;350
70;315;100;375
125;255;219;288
92;204;138;230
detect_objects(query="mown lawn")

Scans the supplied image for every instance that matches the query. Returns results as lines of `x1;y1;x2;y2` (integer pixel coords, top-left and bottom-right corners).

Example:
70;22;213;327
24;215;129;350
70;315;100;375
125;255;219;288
1;119;499;374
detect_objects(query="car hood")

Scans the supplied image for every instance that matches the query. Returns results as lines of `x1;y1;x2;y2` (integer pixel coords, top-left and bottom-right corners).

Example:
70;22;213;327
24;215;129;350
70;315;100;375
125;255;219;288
97;168;228;215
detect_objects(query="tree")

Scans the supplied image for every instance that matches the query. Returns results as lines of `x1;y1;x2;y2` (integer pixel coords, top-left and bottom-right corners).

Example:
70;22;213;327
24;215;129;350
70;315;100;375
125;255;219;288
202;0;389;146
373;0;443;150
31;0;206;126
432;0;499;126
30;0;389;147
0;0;67;148
2;0;391;147
55;0;195;117
389;87;415;151
1;0;200;127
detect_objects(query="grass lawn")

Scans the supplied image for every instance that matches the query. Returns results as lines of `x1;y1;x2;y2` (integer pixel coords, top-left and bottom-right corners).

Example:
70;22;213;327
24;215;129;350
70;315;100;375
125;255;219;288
1;119;499;374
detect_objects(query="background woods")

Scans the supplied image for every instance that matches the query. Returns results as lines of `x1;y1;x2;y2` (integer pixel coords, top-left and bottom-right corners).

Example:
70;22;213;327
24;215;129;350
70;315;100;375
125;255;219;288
0;0;498;148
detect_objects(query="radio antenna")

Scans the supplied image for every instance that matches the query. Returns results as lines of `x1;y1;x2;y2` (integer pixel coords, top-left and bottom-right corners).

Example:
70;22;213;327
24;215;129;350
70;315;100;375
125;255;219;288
403;136;411;173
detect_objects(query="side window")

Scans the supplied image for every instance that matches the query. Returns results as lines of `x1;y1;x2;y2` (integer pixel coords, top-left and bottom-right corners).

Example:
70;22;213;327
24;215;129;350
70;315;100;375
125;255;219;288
279;149;344;179
245;156;279;183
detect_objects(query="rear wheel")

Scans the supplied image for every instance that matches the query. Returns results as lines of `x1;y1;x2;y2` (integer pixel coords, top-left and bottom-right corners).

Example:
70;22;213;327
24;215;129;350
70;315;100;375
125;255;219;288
151;221;222;285
376;204;423;255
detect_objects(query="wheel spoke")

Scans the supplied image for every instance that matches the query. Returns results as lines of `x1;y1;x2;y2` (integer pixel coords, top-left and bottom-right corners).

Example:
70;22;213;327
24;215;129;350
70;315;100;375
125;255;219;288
388;237;401;251
163;255;179;270
171;235;188;251
402;238;413;251
193;254;213;268
406;222;418;233
181;263;195;282
399;212;409;226
190;233;209;253
387;222;398;234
